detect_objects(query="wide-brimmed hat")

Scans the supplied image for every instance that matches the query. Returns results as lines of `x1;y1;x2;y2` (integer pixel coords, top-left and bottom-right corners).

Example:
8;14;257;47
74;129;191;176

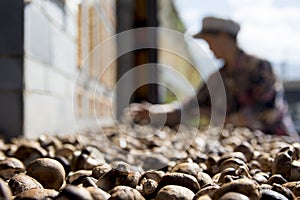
193;17;240;38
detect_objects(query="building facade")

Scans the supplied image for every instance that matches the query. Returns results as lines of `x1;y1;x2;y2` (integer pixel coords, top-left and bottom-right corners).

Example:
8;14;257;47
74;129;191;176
0;0;116;140
0;0;196;140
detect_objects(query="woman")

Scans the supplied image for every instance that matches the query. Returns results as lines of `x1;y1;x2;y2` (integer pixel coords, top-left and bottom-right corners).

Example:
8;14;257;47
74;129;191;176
130;16;299;140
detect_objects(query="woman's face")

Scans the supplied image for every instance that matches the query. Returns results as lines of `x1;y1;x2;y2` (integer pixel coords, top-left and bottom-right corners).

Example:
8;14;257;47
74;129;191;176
202;33;227;59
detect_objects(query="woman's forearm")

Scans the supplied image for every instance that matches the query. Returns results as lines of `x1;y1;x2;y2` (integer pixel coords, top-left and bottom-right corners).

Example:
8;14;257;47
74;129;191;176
149;104;181;127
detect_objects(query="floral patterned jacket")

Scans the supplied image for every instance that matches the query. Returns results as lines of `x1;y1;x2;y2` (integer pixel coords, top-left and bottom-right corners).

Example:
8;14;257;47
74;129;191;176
186;49;298;138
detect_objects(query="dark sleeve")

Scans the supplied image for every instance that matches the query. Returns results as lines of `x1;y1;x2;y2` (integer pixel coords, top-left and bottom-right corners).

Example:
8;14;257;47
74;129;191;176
181;81;211;113
250;60;276;108
197;83;211;106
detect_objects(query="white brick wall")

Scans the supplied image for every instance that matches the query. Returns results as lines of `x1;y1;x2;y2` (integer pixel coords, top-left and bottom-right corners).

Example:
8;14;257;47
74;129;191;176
25;4;51;64
42;0;65;29
24;58;47;92
24;92;74;138
23;0;116;138
24;1;78;137
46;68;66;96
50;21;77;76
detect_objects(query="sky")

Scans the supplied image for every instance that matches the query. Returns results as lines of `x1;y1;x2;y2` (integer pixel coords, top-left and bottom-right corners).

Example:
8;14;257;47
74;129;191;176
174;0;300;80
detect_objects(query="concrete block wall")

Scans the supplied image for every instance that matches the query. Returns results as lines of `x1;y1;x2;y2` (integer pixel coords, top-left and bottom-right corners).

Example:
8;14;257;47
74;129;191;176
24;0;77;137
0;0;116;139
23;0;116;138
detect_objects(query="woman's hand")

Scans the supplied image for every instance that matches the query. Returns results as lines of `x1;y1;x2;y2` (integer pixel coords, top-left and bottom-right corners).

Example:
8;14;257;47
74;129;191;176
128;102;181;127
129;103;151;125
226;111;254;128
